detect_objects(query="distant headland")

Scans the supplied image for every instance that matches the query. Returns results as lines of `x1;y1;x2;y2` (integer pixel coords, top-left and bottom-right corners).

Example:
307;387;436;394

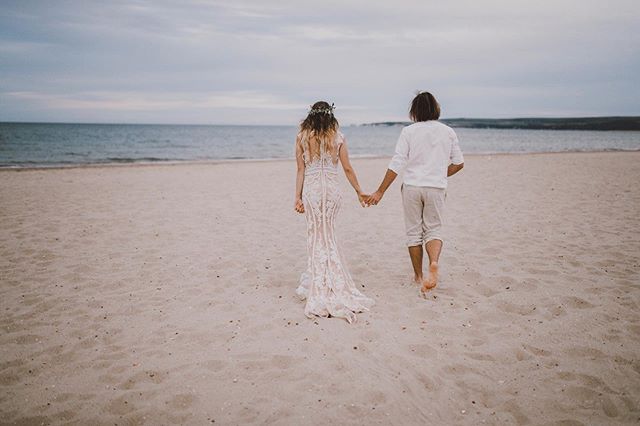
361;116;640;131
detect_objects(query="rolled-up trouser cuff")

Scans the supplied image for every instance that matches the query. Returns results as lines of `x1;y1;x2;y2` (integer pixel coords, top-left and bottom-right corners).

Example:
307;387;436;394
406;236;424;247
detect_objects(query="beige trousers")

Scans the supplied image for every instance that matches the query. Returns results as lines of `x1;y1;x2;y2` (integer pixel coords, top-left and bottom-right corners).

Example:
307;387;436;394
401;184;446;247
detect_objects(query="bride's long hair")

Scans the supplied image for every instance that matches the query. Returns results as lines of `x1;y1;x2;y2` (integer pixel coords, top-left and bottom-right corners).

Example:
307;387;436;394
299;101;339;157
300;101;338;135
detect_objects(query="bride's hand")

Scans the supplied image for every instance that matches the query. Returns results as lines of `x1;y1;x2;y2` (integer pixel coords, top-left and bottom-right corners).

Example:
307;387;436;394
294;198;305;214
357;193;369;207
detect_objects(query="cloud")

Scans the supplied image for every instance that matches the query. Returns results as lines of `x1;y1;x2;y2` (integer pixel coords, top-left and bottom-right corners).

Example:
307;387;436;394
0;0;638;123
4;90;306;110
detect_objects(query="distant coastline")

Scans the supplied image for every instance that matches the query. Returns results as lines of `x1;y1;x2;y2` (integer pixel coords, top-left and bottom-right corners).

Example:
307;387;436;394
362;116;640;131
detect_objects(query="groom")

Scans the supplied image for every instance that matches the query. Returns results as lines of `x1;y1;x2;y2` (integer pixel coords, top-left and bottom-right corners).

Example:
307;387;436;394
365;92;464;293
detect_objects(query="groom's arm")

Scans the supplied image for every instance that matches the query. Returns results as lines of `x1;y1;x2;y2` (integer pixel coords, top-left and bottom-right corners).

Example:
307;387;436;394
448;131;464;177
366;169;397;205
447;162;464;176
376;169;398;193
366;131;408;205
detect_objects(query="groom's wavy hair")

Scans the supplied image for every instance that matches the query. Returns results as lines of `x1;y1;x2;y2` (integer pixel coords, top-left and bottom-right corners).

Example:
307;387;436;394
300;101;339;137
410;91;441;122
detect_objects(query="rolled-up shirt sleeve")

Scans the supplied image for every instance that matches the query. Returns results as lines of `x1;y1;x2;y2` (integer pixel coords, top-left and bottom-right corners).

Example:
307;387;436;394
449;131;464;165
388;129;410;174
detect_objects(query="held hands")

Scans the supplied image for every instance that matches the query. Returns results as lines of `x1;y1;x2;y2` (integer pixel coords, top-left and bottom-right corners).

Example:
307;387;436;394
357;190;383;207
364;190;384;206
296;192;382;211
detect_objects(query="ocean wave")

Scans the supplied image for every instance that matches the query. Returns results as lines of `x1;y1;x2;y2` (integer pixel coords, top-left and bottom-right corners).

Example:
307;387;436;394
105;156;183;163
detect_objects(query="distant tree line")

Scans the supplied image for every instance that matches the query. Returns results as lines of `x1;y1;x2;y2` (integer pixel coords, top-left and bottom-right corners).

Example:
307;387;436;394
363;117;640;131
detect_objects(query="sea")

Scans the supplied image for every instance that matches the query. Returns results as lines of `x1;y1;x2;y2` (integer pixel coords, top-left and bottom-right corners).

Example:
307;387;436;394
0;122;639;168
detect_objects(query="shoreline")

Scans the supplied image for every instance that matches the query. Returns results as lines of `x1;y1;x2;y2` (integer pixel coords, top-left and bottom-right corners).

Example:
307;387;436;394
1;148;639;172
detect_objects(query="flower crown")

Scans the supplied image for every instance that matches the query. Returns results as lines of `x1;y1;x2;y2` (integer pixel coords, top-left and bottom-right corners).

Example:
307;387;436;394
308;103;335;115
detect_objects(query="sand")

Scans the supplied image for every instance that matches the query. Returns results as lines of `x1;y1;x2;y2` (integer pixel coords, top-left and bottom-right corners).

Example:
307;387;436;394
1;152;639;425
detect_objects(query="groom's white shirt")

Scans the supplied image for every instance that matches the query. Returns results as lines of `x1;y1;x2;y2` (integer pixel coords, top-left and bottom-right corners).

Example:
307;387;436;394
388;121;464;189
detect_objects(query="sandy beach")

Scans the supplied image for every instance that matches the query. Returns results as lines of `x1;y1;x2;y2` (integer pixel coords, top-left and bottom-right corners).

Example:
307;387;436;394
1;152;639;425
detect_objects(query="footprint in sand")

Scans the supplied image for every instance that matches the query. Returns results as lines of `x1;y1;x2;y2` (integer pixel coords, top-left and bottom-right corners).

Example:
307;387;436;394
119;369;166;389
461;270;482;283
201;359;228;372
440;363;475;375
628;324;640;337
564;346;606;359
168;393;196;410
562;385;619;417
106;394;139;416
500;399;531;425
546;304;567;319
522;343;551;357
475;284;500;297
11;333;43;344
560;295;595;309
513;348;533;362
464;352;496;362
407;343;437;358
495;300;536;316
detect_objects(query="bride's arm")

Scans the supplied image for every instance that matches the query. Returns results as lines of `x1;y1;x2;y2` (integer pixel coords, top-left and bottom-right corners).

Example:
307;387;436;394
338;139;367;207
294;135;305;213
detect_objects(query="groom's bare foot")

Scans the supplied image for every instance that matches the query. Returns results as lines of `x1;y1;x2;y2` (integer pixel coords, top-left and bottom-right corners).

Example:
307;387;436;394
413;275;423;286
421;263;439;292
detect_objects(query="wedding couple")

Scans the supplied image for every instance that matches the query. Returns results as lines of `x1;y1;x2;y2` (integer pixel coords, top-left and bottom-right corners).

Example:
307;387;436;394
293;92;464;323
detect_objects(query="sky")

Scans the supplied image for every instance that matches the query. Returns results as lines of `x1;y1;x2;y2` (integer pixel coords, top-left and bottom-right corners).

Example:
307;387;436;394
0;0;639;125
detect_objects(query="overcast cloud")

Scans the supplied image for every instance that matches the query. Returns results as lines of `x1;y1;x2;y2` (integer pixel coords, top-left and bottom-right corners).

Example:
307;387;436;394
1;0;638;124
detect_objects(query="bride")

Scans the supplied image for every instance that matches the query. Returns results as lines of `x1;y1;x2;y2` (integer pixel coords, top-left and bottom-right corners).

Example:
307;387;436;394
293;101;374;323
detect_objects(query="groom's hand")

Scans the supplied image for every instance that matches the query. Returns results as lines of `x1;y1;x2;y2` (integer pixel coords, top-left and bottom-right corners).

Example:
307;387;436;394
365;191;383;206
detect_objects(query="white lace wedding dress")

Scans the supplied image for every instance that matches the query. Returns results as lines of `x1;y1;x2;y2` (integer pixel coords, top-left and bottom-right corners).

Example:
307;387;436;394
296;131;374;323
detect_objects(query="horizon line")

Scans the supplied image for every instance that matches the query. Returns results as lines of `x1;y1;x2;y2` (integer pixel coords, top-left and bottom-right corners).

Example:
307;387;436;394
1;115;639;127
